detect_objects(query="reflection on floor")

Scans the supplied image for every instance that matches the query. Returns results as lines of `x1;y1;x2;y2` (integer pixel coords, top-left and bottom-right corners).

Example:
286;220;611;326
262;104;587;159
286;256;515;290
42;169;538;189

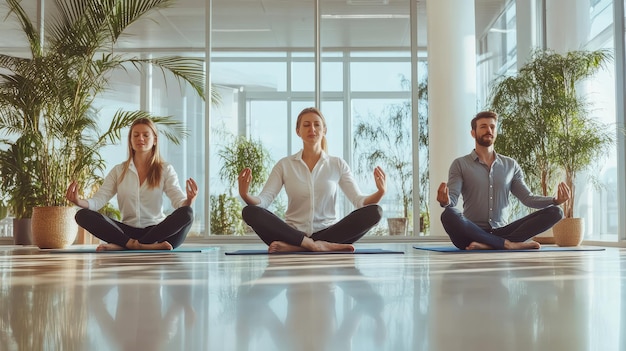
0;242;624;351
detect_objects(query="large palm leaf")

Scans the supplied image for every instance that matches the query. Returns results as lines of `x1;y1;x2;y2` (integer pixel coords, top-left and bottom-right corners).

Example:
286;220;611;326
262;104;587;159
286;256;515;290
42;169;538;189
0;0;211;217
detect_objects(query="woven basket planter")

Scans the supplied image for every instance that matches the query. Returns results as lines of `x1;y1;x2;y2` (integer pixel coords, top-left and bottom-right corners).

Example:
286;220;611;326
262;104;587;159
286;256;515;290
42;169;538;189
552;217;584;247
31;206;79;249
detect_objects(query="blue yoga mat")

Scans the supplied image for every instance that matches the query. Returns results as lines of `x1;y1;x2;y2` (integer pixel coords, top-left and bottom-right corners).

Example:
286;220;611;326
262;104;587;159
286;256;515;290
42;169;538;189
45;247;218;254
413;245;605;253
225;248;404;255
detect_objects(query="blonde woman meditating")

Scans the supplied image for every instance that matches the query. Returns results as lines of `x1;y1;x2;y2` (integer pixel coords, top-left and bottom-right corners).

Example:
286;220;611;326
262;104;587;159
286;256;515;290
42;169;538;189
238;107;386;253
66;118;197;251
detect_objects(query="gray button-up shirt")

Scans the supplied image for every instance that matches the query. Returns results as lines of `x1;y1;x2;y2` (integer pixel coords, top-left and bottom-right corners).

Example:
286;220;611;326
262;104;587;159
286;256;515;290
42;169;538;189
446;150;554;229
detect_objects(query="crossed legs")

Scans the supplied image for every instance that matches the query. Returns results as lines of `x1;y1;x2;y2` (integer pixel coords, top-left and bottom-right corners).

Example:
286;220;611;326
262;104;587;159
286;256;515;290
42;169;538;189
242;204;383;253
75;206;194;251
441;206;563;250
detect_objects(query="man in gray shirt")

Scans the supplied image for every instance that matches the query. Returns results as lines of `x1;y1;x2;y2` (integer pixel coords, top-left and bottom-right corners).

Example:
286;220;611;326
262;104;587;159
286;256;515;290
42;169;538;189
437;111;571;250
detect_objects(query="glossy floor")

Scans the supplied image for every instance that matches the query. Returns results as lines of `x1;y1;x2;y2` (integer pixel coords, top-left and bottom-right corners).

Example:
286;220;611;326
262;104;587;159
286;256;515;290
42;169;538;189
0;243;624;351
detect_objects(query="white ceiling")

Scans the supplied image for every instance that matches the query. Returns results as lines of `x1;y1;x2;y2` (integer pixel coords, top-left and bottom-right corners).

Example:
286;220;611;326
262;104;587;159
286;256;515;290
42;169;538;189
0;0;507;52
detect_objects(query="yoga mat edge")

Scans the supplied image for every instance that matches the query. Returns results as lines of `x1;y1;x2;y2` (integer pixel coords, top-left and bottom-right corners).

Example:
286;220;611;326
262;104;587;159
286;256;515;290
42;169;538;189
413;245;605;253
225;248;404;255
44;247;218;254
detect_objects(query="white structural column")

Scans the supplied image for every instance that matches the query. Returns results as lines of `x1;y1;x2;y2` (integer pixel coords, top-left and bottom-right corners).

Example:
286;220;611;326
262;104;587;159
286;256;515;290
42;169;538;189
516;0;538;68
545;0;590;53
426;0;477;237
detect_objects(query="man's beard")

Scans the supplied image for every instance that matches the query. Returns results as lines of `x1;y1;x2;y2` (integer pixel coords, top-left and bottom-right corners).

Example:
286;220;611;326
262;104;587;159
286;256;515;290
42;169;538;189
476;134;494;147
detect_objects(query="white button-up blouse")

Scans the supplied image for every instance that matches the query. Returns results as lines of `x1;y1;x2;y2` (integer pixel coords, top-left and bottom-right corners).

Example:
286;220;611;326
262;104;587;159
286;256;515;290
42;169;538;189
86;160;187;228
257;150;367;235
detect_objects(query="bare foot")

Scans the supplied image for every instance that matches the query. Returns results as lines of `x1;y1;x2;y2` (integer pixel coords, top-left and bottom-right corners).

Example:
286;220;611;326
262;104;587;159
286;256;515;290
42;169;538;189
312;240;355;252
504;240;541;250
143;241;173;250
126;239;173;251
268;241;306;253
466;241;494;250
96;243;126;251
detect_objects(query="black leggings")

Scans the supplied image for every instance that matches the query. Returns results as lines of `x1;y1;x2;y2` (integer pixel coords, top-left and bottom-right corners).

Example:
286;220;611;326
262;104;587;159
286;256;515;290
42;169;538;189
242;204;383;247
75;206;194;249
441;206;563;250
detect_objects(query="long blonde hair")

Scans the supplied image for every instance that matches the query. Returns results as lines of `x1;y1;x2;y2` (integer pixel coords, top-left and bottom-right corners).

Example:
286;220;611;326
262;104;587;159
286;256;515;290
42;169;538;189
119;118;164;188
296;107;328;152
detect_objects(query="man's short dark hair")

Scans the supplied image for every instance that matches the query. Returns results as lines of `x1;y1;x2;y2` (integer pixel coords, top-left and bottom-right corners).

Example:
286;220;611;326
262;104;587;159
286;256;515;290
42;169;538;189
471;111;498;130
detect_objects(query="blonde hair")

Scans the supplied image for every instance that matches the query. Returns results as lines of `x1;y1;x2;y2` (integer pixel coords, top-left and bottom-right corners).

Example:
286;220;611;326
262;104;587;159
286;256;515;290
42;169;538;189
119;118;164;188
296;107;328;152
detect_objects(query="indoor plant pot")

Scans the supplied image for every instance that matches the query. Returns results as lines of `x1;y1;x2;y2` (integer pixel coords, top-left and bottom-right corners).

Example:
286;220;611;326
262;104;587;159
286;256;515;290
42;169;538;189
31;206;79;249
387;217;408;236
0;0;208;246
13;218;33;246
552;218;584;247
489;49;613;244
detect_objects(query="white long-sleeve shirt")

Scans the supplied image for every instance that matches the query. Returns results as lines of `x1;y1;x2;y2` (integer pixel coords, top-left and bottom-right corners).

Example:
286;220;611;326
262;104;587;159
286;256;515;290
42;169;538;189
86;160;187;228
256;150;367;235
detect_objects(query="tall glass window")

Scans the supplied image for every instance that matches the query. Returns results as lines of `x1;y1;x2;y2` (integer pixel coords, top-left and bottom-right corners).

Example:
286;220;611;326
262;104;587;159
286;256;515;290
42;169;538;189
583;0;617;240
209;0;315;235
321;0;417;236
482;0;618;241
477;1;517;108
6;0;623;244
206;0;423;237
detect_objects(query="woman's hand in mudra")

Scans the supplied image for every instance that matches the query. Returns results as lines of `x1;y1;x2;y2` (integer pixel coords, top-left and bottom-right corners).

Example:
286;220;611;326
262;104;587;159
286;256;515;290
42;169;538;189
238;167;252;198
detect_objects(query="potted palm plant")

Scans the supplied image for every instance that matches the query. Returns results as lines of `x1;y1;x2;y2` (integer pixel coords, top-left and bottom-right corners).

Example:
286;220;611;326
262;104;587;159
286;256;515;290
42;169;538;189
550;51;614;246
353;77;428;235
489;49;614;246
0;0;207;248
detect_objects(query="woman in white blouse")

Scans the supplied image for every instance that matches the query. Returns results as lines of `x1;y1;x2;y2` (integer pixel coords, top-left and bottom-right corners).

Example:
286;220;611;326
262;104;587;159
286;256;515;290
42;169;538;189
238;107;386;253
65;118;198;251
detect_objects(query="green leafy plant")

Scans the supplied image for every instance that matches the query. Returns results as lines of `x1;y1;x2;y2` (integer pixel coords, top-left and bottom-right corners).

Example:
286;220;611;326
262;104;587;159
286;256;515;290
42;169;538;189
218;135;273;194
209;194;244;235
211;133;273;235
0;199;7;220
354;102;412;219
0;0;211;219
353;76;428;232
489;49;614;218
